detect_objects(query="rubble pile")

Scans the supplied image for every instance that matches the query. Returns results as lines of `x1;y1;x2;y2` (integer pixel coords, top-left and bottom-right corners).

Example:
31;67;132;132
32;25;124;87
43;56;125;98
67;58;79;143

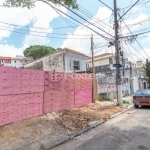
56;102;124;131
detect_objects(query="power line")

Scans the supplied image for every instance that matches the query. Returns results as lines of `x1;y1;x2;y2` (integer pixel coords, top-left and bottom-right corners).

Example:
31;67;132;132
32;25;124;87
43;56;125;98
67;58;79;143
0;27;103;39
126;42;146;61
41;0;111;41
121;17;150;30
54;0;113;37
78;6;113;31
97;0;149;60
119;0;149;10
0;21;78;30
121;30;150;39
51;3;79;30
118;0;140;21
0;25;108;36
120;16;150;59
98;0;113;11
123;43;143;61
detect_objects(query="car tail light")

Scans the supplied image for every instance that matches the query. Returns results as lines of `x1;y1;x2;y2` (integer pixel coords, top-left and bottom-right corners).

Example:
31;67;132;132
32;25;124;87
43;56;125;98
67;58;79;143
133;96;136;100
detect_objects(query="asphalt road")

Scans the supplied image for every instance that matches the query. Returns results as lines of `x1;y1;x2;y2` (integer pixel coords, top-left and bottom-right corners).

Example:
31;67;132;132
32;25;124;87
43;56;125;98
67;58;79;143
52;107;150;150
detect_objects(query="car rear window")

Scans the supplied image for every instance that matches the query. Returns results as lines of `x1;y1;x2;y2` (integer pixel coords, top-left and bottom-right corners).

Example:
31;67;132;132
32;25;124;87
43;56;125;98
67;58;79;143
136;90;150;95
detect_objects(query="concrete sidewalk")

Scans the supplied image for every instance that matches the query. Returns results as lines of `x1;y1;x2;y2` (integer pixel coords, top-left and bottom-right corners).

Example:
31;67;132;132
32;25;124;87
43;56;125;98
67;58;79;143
114;95;133;107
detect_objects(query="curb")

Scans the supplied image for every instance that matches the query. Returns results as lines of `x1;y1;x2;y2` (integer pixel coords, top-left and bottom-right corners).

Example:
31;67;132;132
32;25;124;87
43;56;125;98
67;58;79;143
49;104;134;150
109;104;134;119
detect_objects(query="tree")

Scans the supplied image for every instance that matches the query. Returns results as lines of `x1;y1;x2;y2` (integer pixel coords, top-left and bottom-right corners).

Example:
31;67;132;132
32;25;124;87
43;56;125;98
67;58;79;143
57;48;63;50
144;59;150;84
4;0;78;9
24;45;56;60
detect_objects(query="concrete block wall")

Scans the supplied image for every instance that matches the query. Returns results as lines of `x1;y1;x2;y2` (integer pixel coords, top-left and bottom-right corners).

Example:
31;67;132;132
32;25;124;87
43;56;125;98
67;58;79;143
0;66;92;126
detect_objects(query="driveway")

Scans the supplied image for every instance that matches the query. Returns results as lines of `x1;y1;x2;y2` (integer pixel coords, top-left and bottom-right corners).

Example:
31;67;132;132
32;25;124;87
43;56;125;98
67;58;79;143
51;107;150;150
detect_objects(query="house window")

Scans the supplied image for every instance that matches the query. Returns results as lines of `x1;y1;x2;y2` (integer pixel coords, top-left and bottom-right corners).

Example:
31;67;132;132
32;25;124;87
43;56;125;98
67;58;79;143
86;64;89;69
73;61;80;70
1;60;3;62
14;60;16;63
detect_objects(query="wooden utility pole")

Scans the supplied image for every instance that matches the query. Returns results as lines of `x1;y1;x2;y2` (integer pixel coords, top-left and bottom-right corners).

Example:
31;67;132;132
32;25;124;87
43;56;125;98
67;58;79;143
91;34;95;103
114;0;122;105
130;61;132;78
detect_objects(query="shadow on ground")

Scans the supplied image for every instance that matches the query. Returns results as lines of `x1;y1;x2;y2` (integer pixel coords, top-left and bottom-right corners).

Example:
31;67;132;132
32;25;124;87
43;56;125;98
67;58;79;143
75;126;150;150
75;107;150;150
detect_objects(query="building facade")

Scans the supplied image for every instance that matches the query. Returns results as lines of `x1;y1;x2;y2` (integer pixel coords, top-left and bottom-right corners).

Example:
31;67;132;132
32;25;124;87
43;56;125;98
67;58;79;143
24;48;87;73
0;56;11;67
0;55;33;68
86;53;139;99
11;56;33;68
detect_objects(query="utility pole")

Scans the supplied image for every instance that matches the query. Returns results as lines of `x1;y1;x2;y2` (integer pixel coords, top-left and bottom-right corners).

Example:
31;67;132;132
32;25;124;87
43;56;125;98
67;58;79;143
130;61;132;78
91;34;95;103
114;0;122;105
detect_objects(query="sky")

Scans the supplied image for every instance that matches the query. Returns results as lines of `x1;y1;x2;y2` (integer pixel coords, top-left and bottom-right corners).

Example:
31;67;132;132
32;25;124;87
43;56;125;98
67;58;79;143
0;0;150;62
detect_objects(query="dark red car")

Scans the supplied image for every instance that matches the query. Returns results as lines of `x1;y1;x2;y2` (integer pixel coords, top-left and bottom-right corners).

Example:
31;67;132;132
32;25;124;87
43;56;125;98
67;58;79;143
133;89;150;108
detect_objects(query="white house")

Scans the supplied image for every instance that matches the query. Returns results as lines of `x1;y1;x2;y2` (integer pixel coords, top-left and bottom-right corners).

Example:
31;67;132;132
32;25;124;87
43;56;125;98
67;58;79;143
11;55;33;68
24;48;88;73
0;56;11;66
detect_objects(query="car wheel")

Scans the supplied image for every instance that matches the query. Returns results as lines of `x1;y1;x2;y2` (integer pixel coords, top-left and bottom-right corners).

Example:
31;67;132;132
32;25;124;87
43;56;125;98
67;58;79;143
134;104;139;108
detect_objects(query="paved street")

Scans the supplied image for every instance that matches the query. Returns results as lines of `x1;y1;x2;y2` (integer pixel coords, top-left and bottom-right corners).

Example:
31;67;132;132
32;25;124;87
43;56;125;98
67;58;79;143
52;107;150;150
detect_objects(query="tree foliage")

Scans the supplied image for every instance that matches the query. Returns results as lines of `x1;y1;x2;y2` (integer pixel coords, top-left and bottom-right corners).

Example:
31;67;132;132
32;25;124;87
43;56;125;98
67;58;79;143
4;0;78;9
144;59;150;83
24;45;56;60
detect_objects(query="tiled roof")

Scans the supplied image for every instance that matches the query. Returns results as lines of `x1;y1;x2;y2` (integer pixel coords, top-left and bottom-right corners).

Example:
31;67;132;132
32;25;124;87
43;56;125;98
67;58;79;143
0;56;11;59
87;53;112;60
64;48;88;57
11;57;33;61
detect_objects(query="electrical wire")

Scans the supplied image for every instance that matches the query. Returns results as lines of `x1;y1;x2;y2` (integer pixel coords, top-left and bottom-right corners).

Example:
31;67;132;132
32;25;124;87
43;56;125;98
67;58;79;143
0;21;78;30
121;30;150;39
0;27;104;39
121;17;150;31
77;7;113;31
51;3;79;30
53;0;113;37
118;0;140;21
120;16;150;59
42;0;111;41
0;25;109;37
125;44;145;62
98;0;113;11
120;0;150;10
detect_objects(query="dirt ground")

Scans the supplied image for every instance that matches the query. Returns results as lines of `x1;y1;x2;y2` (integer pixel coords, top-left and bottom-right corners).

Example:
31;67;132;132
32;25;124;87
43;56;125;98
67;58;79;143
0;101;125;150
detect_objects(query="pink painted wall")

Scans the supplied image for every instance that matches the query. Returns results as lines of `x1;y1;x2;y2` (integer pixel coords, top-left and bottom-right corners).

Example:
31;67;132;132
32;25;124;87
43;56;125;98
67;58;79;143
44;72;75;113
0;66;92;127
0;93;43;126
74;74;92;107
0;66;44;126
0;67;44;95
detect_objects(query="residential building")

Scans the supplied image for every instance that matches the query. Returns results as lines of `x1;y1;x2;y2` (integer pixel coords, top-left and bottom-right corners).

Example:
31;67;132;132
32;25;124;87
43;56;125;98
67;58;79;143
136;60;144;68
11;55;33;68
0;56;11;66
86;53;139;99
24;48;87;73
136;60;147;89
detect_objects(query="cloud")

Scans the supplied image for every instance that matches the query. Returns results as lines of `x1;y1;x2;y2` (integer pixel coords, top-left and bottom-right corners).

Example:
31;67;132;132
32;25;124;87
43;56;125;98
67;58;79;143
24;1;67;46
0;44;25;57
61;9;150;59
121;14;149;35
139;48;150;60
0;0;67;56
61;7;113;55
